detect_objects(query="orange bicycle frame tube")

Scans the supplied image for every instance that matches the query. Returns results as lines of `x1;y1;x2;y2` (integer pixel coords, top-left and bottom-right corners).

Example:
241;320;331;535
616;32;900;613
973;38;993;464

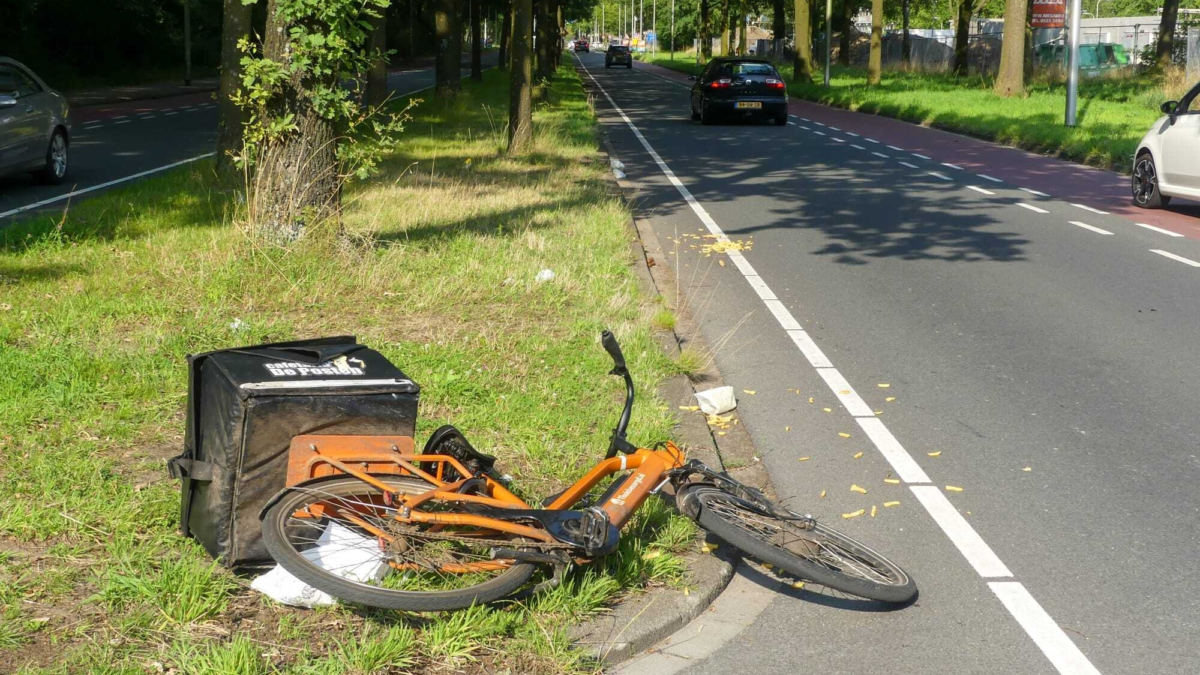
545;441;687;528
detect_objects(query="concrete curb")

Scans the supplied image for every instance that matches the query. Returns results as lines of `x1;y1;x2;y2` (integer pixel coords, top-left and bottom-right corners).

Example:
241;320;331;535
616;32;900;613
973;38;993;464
568;66;774;668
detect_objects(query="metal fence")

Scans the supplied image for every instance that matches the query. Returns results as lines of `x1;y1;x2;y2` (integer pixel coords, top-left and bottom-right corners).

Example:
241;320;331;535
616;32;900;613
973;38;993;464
1189;26;1200;81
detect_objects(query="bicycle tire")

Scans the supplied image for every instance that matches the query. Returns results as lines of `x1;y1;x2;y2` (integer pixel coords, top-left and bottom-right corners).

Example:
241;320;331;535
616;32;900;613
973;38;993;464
261;475;537;611
686;486;917;604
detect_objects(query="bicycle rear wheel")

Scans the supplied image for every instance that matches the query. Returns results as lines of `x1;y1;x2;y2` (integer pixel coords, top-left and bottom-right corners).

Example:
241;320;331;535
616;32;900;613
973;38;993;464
261;475;537;611
685;486;917;604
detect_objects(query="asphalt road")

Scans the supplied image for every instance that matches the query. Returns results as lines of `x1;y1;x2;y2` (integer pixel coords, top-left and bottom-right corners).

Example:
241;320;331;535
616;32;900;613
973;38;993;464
0;54;498;221
576;51;1200;675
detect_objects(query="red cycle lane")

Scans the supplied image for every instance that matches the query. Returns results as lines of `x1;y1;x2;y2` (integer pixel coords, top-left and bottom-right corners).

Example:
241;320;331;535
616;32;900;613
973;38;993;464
635;59;1200;239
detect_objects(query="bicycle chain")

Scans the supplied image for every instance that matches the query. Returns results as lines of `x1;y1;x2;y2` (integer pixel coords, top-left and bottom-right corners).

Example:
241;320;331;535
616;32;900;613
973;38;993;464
384;525;575;551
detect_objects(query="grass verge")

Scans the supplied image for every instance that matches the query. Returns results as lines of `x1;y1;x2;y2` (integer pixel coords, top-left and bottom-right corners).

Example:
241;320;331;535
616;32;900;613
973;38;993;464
637;49;1179;170
0;63;694;674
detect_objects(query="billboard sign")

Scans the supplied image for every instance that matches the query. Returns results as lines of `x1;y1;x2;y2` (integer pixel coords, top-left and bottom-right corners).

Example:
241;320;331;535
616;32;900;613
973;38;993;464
1031;0;1067;28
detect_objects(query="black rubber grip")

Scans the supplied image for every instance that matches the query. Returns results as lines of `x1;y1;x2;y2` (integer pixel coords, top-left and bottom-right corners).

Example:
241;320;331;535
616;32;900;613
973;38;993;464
601;330;626;370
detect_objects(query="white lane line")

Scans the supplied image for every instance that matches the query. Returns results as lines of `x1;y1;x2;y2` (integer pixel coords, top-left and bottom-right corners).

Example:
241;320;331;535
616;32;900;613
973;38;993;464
0;152;215;220
1071;203;1109;215
581;59;1103;675
858;419;931;484
864;138;879;143
911;152;931;159
180;105;193;109
977;174;1003;183
928;171;953;181
871;152;889;159
886;145;904;152
83;122;102;128
1020;187;1049;197
814;131;827;136
164;111;178;116
832;137;846;143
1135;222;1184;237
850;144;866;150
140;115;156;119
799;126;811;130
815;368;875;418
1150;249;1200;267
967;185;996;195
185;108;199;112
990;583;1103;675
114;120;131;125
846;131;859;137
160;108;173;112
1018;203;1049;214
1069;221;1113;235
910;486;1012;577
814;121;826;126
112;115;128;120
941;162;964;170
899;161;919;169
799;117;810;121
828;126;840;131
763;299;801;330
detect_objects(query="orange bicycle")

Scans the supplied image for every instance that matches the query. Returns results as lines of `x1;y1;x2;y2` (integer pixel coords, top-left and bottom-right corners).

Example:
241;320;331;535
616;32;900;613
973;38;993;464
259;331;917;610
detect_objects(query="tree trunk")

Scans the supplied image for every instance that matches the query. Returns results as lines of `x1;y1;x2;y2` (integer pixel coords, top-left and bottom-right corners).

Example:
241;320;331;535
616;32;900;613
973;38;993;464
867;0;881;84
700;0;712;61
366;11;388;107
901;0;910;66
952;0;971;76
535;0;552;80
1023;0;1034;78
773;0;785;62
994;0;1027;96
499;0;511;67
435;0;461;98
839;0;852;65
1156;0;1180;68
250;0;341;242
509;0;534;152
471;0;483;80
216;0;252;176
721;0;730;55
794;0;812;80
554;0;563;67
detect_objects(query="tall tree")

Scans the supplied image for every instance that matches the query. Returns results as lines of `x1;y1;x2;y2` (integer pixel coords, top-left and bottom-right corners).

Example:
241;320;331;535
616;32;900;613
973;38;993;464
499;0;512;66
794;0;813;80
721;0;731;55
366;10;389;107
952;0;971;75
901;0;910;67
435;0;462;98
867;0;881;84
773;0;786;62
471;0;483;80
1155;0;1180;67
839;0;851;65
509;0;534;152
216;0;253;176
699;0;712;62
993;0;1027;96
535;0;552;80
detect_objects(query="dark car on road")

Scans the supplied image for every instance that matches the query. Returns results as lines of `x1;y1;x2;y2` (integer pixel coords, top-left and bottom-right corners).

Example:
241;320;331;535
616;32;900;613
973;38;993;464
606;45;632;69
0;57;71;184
575;39;590;53
689;58;787;126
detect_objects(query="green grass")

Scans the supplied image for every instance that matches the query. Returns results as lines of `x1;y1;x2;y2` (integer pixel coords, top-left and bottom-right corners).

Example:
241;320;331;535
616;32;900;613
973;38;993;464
637;49;1177;169
0;64;695;674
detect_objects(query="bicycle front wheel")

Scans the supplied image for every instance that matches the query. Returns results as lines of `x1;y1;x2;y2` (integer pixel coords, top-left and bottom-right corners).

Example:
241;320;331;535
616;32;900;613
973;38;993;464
261;475;537;611
686;486;917;604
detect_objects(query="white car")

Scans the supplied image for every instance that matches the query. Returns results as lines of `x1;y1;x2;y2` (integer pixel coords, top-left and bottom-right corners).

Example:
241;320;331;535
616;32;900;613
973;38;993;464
1133;81;1200;208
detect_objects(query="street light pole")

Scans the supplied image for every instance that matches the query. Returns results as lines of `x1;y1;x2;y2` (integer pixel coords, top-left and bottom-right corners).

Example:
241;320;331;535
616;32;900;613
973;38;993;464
182;0;192;85
824;0;832;86
1066;0;1082;125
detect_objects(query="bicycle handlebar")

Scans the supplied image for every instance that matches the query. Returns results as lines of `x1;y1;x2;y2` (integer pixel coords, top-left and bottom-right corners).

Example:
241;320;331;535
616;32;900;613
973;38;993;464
601;330;626;372
601;330;637;458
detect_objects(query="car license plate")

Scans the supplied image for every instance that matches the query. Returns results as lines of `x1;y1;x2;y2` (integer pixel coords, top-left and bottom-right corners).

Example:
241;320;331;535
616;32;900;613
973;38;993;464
736;102;762;109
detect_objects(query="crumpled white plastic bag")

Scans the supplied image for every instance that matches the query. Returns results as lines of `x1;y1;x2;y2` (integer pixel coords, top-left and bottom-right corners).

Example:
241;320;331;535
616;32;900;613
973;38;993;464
694;385;737;415
251;521;387;608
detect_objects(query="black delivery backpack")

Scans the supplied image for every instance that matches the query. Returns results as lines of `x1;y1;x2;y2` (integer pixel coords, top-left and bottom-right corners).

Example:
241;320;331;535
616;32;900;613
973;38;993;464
168;336;419;569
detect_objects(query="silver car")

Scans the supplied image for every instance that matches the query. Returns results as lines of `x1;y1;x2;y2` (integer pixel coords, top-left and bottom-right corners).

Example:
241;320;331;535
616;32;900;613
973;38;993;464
0;57;71;184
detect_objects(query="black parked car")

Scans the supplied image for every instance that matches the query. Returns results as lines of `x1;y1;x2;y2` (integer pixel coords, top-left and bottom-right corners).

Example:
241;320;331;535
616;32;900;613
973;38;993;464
606;45;632;69
689;58;788;126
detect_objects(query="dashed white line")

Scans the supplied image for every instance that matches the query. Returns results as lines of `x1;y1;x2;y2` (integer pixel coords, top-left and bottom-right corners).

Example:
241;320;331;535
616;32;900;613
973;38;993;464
941;162;964;170
911;153;931;159
864;138;879;143
1070;203;1109;215
1069;221;1113;235
1018;203;1049;214
928;171;953;181
990;583;1103;675
160;108;173;112
579;58;1103;675
112;115;128;120
871;152;889;159
846;131;859;137
185;108;199;112
832;137;846;143
114;120;131;125
814;121;826;126
180;105;193;109
850;144;866;150
815;368;875;417
1150;249;1200;267
977;174;1003;183
814;131;827;136
165;111;178;116
1135;222;1184;237
799;126;811;130
799;117;810;121
828;125;840;130
887;145;904;152
0;152;216;220
1020;187;1049;197
967;185;996;195
140;115;156;120
898;161;919;168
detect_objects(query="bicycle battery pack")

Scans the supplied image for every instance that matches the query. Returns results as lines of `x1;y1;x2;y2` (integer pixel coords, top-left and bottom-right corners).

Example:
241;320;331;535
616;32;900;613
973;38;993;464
168;336;419;569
